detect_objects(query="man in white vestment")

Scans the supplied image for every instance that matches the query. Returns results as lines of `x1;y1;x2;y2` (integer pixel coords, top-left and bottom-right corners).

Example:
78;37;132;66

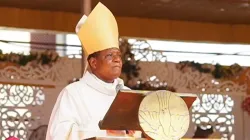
46;2;140;140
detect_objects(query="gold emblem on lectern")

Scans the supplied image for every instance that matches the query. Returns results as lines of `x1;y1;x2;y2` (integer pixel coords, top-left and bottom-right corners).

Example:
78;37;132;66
139;90;190;140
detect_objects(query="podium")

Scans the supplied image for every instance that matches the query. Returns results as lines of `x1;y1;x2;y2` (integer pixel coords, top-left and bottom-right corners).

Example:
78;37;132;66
89;90;197;140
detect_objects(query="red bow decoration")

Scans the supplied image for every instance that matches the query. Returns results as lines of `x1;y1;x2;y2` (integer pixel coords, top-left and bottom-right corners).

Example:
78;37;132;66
242;96;250;115
5;136;20;140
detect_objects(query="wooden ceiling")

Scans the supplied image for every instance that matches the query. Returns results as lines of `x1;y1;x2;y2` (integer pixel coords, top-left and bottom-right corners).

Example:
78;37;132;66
1;0;250;24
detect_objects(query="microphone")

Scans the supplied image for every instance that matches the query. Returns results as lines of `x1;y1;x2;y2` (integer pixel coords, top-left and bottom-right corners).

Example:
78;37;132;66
116;84;124;93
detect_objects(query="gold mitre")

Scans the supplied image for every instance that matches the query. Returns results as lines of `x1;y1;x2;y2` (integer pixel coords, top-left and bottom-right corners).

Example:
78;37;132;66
75;2;119;55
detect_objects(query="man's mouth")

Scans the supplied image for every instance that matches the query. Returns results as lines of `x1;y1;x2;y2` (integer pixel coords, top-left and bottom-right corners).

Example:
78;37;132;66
113;66;121;68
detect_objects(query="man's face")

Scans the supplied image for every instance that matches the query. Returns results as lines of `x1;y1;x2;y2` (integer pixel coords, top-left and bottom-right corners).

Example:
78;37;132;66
88;48;122;83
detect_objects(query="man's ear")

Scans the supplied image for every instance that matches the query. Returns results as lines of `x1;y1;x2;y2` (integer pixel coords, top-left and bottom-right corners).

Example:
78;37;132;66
88;57;97;70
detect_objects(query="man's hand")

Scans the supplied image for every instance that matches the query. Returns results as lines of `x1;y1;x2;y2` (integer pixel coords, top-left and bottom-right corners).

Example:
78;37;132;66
106;130;126;136
126;130;135;136
106;130;135;137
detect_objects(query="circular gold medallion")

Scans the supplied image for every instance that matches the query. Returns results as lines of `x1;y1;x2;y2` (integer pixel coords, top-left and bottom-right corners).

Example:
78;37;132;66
139;90;190;140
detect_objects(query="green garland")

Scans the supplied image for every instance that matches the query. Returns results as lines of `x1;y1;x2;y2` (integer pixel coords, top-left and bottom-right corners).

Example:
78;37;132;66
0;49;59;66
178;61;243;79
119;39;176;91
119;38;141;85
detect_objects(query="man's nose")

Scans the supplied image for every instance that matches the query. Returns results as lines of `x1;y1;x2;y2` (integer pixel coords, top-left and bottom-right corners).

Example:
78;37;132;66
113;55;122;63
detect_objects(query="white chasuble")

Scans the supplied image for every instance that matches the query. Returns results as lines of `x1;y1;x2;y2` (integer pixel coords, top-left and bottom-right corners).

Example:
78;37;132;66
46;71;130;140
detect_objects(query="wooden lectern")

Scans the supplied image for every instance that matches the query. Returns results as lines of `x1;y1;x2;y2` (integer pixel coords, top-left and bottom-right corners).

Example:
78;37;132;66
87;90;197;140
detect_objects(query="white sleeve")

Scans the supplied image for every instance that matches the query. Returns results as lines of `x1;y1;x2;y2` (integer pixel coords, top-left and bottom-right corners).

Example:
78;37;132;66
47;88;89;140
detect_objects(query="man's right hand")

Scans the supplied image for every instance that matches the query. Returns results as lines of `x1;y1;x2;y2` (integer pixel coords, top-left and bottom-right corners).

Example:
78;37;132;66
106;130;126;136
